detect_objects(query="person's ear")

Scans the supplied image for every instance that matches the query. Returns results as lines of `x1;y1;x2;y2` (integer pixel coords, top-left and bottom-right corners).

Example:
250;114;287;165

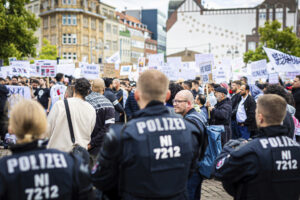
134;90;140;102
165;90;171;102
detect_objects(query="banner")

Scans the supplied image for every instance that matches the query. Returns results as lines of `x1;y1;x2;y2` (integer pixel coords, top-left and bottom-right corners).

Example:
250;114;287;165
264;47;300;72
268;73;279;84
195;54;214;75
181;62;196;80
250;59;268;80
6;86;31;113
80;63;100;80
120;65;132;76
10;61;30;77
0;67;11;78
148;53;164;67
285;72;300;80
106;52;120;64
37;60;57;77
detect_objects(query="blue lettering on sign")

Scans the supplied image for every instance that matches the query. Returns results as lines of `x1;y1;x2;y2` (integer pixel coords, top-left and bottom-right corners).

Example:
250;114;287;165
8;87;25;96
272;53;300;65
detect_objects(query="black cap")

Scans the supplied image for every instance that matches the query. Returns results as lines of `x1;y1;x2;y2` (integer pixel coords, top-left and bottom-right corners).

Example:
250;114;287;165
215;87;228;95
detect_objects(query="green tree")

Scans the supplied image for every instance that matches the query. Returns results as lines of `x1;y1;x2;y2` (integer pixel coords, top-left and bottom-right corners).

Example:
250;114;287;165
0;0;39;64
39;39;58;60
244;20;300;63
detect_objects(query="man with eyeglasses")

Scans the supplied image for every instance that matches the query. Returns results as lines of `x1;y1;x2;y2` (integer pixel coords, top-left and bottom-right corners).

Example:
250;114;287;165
173;90;207;200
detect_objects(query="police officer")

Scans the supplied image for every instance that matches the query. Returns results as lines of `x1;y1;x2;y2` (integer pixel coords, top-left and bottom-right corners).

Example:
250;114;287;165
213;94;300;200
92;70;204;199
0;100;93;200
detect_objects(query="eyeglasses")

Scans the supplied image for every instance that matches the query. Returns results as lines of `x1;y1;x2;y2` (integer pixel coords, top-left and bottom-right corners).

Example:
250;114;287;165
172;99;187;104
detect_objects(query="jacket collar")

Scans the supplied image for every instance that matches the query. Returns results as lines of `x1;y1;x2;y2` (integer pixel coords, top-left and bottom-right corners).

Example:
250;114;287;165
133;100;169;118
256;125;288;138
186;108;197;116
216;97;230;107
10;139;48;154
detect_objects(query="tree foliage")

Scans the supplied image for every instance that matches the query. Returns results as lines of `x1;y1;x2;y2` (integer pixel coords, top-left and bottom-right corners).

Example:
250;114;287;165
39;39;58;60
244;20;300;63
0;0;39;64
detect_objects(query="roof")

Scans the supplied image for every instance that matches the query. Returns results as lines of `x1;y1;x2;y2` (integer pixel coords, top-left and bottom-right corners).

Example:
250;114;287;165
145;38;157;44
116;11;152;33
167;48;201;57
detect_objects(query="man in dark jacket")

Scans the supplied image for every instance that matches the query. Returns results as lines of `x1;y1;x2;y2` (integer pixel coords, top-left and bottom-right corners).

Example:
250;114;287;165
208;87;232;146
292;75;300;120
264;84;295;138
213;94;300;200
92;70;203;200
104;78;124;122
86;78;115;157
235;84;256;139
231;80;242;139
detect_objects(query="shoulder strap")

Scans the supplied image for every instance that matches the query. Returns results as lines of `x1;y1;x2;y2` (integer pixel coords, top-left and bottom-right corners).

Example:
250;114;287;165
64;99;75;144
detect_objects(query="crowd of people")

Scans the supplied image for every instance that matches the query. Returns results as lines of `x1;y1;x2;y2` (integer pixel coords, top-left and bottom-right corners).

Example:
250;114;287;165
0;71;299;200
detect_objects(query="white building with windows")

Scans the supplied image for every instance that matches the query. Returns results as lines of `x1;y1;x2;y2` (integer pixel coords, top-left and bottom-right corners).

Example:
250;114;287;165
167;0;299;61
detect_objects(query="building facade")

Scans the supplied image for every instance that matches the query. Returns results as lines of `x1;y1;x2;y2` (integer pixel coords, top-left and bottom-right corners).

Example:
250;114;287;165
25;0;42;53
100;2;120;63
39;0;105;63
119;23;132;63
145;38;157;57
126;9;167;56
167;0;300;60
116;12;152;64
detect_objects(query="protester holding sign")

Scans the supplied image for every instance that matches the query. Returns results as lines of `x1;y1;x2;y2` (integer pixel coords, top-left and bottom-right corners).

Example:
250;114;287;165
50;73;67;107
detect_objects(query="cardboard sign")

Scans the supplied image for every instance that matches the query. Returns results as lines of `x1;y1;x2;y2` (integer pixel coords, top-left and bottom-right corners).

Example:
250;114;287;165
195;54;214;75
268;73;279;84
80;63;100;80
50;84;67;106
148;53;164;67
10;61;30;77
106;52;120;64
39;60;57;77
120;65;132;76
57;64;76;76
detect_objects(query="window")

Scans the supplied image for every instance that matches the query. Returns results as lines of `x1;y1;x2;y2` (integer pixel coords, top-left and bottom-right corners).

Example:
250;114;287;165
63;52;67;59
51;35;56;45
72;15;77;25
43;17;48;28
113;25;118;35
62;14;76;25
106;40;111;50
68;52;72;59
106;23;111;33
34;4;39;13
73;53;77;60
248;42;256;51
62;15;66;25
63;0;75;5
91;19;96;29
62;33;77;44
51;15;56;27
28;6;32;12
112;41;117;51
67;14;72;25
109;11;114;17
99;21;103;31
102;8;108;16
83;16;88;28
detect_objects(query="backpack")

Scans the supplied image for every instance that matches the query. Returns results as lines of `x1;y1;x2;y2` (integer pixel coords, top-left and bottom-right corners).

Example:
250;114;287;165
186;113;224;179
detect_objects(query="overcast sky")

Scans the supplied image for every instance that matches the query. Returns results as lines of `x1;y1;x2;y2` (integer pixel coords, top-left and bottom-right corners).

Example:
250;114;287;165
102;0;300;16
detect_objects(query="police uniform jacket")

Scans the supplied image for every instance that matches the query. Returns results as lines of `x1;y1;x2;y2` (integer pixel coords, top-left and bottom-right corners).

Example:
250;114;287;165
0;140;93;200
92;101;204;200
213;125;300;200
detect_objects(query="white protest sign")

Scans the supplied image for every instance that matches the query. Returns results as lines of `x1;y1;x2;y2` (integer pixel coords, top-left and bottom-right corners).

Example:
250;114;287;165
167;57;181;80
148;53;164;67
268;73;279;84
264;47;300;72
231;58;244;73
195;54;214;75
57;64;76;76
59;59;73;65
250;59;268;80
8;57;17;66
285;72;300;80
214;66;227;83
10;61;30;77
80;63;100;80
202;74;209;83
50;84;67;106
120;65;132;76
160;63;178;81
106;52;120;64
181;62;196;80
6;86;31;113
38;60;57;77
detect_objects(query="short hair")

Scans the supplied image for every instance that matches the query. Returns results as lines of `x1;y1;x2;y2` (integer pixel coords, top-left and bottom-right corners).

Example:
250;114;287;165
232;80;241;86
197;94;206;105
195;77;201;81
104;78;113;88
241;76;248;82
55;73;64;82
192;80;199;86
74;78;91;98
9;100;47;143
65;85;75;98
257;94;287;125
92;78;105;93
167;82;183;106
183;81;192;89
241;84;250;91
32;79;39;84
296;75;300;80
12;76;18;80
264;85;287;102
138;70;169;102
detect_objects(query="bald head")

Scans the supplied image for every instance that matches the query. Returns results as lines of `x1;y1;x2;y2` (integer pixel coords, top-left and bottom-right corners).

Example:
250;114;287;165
92;78;105;94
173;90;195;116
